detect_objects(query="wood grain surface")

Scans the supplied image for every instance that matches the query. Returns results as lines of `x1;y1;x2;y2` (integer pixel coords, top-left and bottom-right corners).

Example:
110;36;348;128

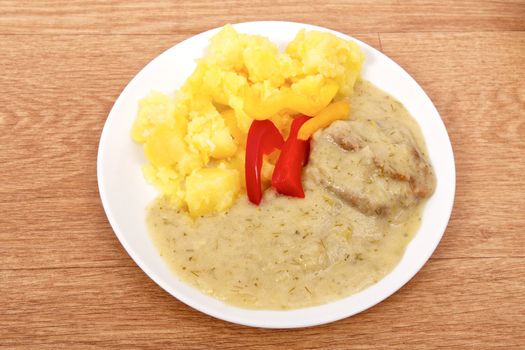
1;1;524;349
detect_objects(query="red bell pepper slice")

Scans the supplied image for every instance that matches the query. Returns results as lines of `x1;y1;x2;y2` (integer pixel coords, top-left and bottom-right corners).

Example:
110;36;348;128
271;115;312;198
245;120;285;205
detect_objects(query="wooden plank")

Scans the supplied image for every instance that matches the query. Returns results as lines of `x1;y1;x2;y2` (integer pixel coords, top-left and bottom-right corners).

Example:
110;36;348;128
1;258;523;348
378;31;525;259
0;0;523;35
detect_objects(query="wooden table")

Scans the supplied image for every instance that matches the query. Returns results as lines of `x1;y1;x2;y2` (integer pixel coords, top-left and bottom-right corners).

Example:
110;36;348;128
1;1;524;348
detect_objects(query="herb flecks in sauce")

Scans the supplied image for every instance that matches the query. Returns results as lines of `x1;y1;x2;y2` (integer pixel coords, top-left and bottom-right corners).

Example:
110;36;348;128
147;80;434;310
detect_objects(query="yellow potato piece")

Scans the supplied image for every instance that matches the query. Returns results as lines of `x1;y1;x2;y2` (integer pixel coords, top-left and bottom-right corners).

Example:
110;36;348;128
131;91;187;143
185;110;237;161
221;109;244;147
219;149;246;190
185;168;240;217
286;29;365;96
243;40;284;85
144;125;187;167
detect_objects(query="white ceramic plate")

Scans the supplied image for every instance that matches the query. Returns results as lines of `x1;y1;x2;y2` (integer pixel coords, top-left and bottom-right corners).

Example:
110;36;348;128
97;21;455;328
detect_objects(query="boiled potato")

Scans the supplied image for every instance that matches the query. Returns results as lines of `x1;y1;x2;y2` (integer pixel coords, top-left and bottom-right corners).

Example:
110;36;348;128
186;110;237;161
185;168;240;217
144;125;187;167
286;29;365;96
131;91;186;143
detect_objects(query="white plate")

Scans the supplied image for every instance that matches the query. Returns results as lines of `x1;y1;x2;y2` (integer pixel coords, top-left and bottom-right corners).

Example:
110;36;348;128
97;21;455;328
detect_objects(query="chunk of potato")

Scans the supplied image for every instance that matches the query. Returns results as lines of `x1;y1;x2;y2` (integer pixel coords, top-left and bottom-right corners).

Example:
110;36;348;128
144;125;187;167
131;91;187;143
286;29;365;96
186;111;237;161
185;168;240;217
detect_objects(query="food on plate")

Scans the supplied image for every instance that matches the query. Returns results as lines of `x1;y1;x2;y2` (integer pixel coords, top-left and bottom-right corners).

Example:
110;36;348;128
132;26;436;309
131;25;363;216
148;80;435;309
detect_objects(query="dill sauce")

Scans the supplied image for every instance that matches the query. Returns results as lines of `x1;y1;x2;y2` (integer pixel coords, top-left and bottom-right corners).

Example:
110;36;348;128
147;80;430;309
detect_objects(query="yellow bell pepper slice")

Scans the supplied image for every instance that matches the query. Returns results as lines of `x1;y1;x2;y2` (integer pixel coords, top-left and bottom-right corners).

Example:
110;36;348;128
297;100;350;140
244;81;339;120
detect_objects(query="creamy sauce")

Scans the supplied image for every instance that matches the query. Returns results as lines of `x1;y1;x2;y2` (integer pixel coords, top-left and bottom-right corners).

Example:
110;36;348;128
147;80;434;309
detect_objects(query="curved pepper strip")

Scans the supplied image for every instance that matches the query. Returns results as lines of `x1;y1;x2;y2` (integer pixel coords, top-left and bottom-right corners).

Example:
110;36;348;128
297;100;350;140
244;82;340;120
245;120;285;205
271;115;312;198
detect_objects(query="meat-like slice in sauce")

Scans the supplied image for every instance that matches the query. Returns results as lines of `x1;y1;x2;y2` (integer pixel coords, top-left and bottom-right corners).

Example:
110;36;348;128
307;118;436;216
